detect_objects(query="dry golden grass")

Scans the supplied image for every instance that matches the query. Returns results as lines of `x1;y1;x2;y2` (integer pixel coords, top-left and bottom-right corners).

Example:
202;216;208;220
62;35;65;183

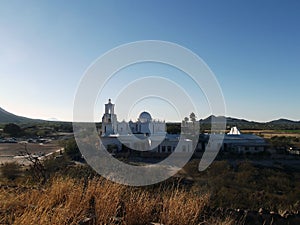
0;176;233;225
123;189;160;224
160;190;210;225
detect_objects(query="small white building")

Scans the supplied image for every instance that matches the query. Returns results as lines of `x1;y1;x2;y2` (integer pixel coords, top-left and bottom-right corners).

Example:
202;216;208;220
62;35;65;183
223;127;267;153
196;127;268;154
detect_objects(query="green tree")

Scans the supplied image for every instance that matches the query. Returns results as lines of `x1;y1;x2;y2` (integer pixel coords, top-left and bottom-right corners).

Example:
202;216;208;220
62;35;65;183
190;112;196;122
269;136;292;150
63;138;82;161
166;123;181;134
3;123;22;137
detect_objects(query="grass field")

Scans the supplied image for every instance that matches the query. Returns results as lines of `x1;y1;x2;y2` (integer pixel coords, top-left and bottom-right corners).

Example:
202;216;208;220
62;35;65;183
0;176;233;225
236;129;300;138
276;130;300;134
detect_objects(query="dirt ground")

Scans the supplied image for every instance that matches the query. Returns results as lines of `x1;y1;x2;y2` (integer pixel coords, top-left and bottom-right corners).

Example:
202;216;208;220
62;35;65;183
0;142;61;164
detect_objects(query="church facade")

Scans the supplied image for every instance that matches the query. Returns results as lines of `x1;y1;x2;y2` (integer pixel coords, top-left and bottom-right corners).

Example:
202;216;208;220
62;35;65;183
101;99;166;137
100;99;193;154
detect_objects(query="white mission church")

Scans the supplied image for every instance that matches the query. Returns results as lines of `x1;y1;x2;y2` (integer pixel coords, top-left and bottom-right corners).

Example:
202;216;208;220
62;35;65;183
99;99;268;155
99;99;193;154
101;99;166;137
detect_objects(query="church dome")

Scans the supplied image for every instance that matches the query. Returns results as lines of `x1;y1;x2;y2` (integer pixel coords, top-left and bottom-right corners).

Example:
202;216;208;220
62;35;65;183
139;111;152;123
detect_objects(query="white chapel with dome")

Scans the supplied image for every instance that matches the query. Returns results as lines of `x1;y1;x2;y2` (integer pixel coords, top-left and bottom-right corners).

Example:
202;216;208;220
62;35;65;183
100;99;194;154
101;99;166;137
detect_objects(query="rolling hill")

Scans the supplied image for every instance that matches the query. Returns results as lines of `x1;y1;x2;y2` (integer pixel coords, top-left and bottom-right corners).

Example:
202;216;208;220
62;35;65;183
0;107;40;124
200;115;300;130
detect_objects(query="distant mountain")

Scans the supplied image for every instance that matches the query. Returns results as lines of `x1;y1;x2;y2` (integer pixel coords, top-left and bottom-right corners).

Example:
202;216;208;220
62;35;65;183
200;115;300;130
268;118;300;125
0;107;42;124
1;106;300;130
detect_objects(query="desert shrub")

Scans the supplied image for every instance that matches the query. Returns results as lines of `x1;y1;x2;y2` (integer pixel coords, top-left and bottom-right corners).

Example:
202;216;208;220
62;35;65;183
63;138;83;161
63;164;98;180
1;162;22;180
182;159;300;212
41;156;77;181
3;123;22;137
207;161;232;177
235;162;259;188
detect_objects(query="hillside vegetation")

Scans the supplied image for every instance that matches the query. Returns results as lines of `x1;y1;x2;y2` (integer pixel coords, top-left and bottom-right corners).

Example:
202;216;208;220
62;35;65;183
0;175;234;225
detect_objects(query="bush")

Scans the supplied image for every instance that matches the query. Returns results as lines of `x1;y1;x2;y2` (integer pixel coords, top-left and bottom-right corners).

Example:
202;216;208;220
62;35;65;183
43;156;72;175
63;138;82;161
1;162;22;180
3;123;22;137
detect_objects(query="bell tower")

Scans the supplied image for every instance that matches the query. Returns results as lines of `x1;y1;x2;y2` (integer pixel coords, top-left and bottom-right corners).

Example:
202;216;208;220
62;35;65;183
101;99;117;136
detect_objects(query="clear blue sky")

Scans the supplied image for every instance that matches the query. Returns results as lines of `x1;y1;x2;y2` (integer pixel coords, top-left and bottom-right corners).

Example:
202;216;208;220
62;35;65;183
0;0;299;122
